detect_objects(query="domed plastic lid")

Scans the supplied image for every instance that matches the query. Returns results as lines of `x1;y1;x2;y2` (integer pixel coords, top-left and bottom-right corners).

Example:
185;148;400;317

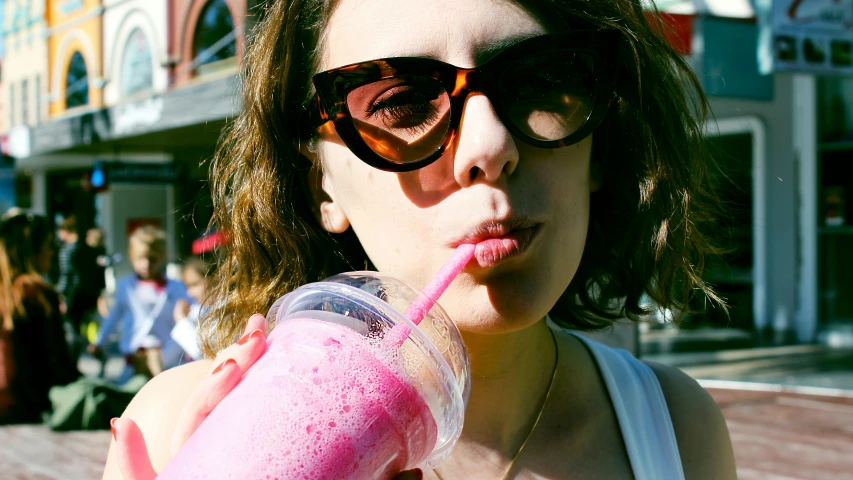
266;271;470;469
322;272;470;405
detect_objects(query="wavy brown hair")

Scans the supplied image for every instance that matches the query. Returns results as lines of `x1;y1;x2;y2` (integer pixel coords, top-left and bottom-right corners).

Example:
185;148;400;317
201;0;725;356
0;213;54;332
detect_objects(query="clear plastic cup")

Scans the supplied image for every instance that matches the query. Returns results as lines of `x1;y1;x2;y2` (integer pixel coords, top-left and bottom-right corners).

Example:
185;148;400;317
157;272;470;479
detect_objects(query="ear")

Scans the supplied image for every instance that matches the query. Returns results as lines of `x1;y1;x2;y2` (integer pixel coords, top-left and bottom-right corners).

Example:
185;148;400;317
301;145;350;234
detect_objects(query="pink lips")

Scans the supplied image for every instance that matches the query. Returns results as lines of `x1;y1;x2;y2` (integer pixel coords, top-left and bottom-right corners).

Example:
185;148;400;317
453;219;541;268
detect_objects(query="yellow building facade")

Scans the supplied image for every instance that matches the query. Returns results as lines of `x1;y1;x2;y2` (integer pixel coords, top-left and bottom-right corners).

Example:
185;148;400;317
1;1;49;137
46;0;104;116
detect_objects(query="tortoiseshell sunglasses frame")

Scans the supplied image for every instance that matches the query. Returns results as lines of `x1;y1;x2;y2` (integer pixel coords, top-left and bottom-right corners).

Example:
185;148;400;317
301;30;620;172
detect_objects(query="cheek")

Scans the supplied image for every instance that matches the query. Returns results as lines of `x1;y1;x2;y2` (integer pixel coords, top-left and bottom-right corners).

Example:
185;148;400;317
521;141;593;265
321;144;430;271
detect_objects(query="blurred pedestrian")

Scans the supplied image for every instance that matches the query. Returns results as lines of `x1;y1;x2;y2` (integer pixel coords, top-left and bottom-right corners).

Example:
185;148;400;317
163;256;214;367
56;217;102;339
82;227;108;343
0;211;80;424
85;227;108;286
89;226;188;379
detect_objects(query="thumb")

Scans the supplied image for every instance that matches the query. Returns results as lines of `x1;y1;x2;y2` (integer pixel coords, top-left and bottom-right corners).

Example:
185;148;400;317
113;417;157;480
393;469;424;480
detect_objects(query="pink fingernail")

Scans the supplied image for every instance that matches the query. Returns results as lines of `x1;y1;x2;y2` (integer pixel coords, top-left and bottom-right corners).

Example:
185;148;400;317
110;418;118;440
212;358;237;374
237;329;263;345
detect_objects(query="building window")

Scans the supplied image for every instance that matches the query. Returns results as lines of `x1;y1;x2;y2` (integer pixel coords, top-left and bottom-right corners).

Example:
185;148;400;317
121;28;153;97
192;0;237;73
66;51;89;109
21;79;28;126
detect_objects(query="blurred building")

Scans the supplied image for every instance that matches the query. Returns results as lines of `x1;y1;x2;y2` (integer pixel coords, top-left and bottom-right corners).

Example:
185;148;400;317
47;0;105;116
0;0;257;279
102;0;169;106
1;1;49;155
170;0;248;86
640;0;853;350
0;1;5;160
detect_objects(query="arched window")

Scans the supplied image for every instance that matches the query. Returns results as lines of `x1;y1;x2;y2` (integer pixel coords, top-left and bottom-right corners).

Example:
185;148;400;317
121;28;154;97
192;0;237;72
66;51;89;108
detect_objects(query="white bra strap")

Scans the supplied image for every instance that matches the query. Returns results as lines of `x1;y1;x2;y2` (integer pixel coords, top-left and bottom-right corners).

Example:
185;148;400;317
570;332;685;480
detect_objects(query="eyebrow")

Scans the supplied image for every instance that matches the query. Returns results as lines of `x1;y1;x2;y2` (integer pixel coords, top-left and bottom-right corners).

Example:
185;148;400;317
382;33;543;66
471;34;542;65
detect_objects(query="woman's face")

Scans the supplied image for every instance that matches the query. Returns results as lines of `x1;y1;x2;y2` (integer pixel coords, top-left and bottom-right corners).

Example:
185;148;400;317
312;0;595;333
129;242;165;280
184;267;207;304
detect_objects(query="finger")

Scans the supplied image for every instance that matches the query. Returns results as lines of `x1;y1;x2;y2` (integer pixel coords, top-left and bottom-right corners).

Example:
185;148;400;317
243;313;267;336
171;358;243;455
113;417;157;480
393;469;424;480
208;328;267;374
208;315;268;375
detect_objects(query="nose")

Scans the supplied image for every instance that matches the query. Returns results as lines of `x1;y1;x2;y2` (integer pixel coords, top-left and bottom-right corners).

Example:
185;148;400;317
452;94;519;187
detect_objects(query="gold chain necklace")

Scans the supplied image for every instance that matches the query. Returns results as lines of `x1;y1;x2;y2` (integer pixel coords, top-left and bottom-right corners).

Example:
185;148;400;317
434;329;560;480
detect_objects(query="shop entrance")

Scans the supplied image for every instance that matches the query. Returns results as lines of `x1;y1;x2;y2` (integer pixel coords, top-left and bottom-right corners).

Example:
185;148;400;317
693;133;755;331
683;117;767;348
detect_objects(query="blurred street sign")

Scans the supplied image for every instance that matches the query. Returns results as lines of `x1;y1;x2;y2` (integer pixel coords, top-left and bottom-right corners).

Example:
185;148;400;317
758;0;853;74
702;17;775;100
93;161;182;185
113;97;164;136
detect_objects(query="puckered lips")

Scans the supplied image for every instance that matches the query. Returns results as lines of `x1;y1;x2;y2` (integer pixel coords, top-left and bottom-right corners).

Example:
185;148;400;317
451;215;542;268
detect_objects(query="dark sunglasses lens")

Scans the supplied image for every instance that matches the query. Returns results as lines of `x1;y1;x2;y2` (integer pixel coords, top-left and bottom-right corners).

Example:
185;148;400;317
347;76;451;164
502;51;597;142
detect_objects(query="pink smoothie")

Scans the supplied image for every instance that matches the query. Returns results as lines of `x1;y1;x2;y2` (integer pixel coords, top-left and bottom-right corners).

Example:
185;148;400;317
157;316;438;479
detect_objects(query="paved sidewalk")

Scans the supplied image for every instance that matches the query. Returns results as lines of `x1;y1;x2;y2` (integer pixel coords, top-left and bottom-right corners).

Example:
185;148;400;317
3;385;852;479
0;424;110;479
4;345;853;479
705;384;853;480
645;343;853;390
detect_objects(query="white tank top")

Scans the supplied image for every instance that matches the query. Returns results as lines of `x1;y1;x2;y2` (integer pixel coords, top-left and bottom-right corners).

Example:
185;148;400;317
568;330;686;480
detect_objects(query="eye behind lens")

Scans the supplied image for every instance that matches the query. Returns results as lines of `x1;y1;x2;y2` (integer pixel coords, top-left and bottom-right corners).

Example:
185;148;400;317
347;76;452;164
500;50;597;142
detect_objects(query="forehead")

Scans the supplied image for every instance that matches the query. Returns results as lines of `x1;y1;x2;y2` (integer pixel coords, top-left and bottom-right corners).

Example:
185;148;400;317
323;0;549;70
129;241;162;256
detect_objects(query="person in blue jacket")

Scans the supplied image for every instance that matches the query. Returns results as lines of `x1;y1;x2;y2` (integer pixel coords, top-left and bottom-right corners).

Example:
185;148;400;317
89;226;188;378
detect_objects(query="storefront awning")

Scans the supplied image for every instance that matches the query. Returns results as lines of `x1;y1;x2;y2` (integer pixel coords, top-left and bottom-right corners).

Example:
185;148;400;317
27;75;241;157
645;0;756;19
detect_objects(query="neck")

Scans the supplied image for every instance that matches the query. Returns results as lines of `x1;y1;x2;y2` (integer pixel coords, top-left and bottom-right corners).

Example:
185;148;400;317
458;318;558;454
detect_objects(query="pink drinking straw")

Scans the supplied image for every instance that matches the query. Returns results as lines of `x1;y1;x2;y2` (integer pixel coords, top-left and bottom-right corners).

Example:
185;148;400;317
384;244;476;347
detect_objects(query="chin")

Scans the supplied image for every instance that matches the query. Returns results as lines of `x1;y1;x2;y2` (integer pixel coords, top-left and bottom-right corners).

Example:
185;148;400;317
440;280;555;335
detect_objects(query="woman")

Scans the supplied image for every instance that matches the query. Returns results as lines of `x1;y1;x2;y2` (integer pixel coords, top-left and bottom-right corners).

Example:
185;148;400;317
105;0;737;478
0;212;80;424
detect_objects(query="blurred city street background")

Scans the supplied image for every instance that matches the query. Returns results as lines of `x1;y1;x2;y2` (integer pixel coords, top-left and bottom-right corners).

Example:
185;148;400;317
2;0;853;478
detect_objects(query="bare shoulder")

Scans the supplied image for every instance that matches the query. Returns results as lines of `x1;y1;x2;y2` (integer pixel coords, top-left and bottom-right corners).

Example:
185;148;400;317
643;361;737;480
101;359;214;479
